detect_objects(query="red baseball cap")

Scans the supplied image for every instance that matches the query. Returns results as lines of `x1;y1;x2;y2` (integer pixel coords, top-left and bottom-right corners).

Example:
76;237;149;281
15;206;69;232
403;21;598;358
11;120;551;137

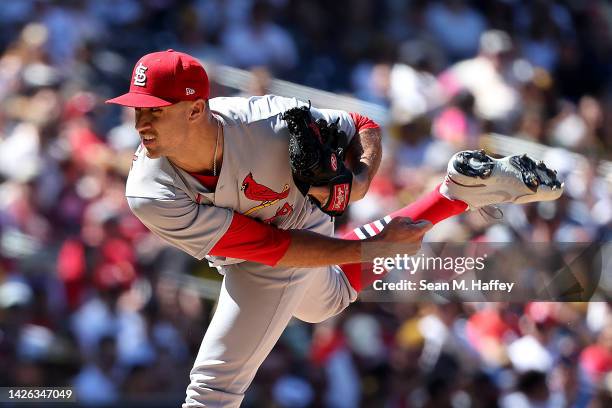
105;49;209;108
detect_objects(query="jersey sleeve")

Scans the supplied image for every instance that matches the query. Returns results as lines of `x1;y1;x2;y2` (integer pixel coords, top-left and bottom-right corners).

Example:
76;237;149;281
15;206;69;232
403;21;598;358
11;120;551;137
127;195;292;265
127;194;233;260
308;106;357;143
349;112;380;131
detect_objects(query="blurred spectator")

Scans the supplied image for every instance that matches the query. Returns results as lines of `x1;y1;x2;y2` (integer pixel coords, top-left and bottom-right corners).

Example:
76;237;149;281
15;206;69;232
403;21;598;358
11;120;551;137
439;29;522;130
38;0;105;70
500;370;552;408
72;335;121;406
431;90;481;148
221;0;298;74
425;0;487;62
507;305;556;373
580;323;612;383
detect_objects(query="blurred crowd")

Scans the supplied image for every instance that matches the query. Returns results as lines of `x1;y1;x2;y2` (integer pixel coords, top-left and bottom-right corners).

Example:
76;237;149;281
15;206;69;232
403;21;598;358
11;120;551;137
0;0;611;407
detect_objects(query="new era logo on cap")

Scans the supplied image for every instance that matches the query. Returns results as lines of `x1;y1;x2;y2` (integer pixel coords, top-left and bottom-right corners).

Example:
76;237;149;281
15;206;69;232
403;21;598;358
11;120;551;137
105;49;210;108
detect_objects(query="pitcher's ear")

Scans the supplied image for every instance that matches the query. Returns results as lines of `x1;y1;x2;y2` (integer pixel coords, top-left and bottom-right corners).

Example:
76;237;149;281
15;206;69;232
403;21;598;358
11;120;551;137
189;99;207;120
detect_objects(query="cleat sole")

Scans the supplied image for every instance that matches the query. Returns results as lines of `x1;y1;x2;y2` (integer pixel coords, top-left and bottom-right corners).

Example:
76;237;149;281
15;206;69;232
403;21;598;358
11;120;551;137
452;150;495;179
510;154;562;193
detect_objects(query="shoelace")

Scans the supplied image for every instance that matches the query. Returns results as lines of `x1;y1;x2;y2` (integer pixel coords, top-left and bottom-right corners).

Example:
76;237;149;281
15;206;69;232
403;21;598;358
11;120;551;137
478;205;504;221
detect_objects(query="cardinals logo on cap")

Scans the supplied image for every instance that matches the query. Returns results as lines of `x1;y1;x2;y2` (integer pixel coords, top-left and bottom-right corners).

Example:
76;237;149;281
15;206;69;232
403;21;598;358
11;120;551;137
133;63;148;87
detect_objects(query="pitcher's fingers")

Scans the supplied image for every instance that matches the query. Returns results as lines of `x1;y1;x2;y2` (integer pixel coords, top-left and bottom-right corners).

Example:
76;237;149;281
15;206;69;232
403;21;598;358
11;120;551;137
396;216;413;224
413;220;433;233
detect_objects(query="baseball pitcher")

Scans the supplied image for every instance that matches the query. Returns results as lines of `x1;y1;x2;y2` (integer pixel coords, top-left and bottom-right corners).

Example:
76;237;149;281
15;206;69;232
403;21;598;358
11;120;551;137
106;50;563;407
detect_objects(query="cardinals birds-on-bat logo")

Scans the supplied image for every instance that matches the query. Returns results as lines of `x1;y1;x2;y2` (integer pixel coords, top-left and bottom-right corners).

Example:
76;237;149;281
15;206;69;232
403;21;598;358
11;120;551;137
263;202;294;224
241;173;290;216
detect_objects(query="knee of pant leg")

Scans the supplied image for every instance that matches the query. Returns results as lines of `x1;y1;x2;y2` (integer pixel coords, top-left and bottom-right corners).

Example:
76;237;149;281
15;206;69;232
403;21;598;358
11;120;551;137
295;313;337;324
293;294;353;323
293;267;358;323
294;313;327;324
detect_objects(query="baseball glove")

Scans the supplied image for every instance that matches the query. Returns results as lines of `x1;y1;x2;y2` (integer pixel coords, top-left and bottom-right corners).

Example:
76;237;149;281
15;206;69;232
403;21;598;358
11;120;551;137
282;102;352;216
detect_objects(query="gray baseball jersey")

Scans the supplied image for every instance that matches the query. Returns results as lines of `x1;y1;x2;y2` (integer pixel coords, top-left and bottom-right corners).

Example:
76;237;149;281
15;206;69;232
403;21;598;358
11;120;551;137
126;94;356;266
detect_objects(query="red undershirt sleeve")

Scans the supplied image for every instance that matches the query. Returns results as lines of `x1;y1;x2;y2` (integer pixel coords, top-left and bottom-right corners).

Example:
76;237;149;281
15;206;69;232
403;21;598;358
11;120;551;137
349;112;380;132
209;212;292;266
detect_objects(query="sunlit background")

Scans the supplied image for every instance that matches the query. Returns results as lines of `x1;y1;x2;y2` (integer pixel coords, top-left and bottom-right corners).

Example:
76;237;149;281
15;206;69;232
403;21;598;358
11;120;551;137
0;1;611;407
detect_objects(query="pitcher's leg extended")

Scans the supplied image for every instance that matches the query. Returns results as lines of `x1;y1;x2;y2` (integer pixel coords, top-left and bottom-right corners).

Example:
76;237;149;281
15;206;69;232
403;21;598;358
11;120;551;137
339;149;563;291
292;185;466;323
340;184;467;291
183;264;318;408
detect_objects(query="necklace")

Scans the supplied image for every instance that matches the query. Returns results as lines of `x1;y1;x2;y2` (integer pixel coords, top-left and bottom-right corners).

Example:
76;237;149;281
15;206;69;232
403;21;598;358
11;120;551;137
213;119;220;177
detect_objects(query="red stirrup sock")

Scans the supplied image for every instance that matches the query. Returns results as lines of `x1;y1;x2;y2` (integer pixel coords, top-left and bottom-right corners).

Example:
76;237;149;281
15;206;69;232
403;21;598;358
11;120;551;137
340;185;468;292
